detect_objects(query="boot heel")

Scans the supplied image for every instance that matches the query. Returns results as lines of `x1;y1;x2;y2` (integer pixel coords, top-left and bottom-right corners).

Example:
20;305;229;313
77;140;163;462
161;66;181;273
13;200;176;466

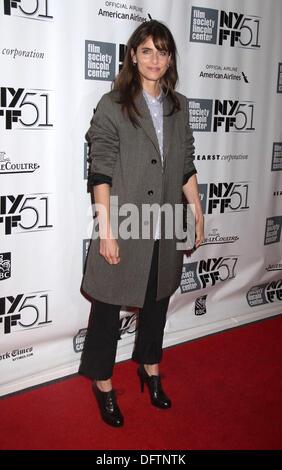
137;364;172;409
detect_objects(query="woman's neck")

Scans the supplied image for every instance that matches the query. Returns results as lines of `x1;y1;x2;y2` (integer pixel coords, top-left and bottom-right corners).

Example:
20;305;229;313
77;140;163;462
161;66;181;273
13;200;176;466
142;81;161;98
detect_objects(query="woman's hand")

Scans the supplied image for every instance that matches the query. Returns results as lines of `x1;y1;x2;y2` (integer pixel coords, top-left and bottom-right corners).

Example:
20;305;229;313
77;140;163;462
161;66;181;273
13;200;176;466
195;213;205;249
99;238;120;265
182;174;205;249
93;183;120;264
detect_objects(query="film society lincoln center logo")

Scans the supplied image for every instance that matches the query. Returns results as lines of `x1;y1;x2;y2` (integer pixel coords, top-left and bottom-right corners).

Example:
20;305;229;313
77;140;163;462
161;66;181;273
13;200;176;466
85;40;116;81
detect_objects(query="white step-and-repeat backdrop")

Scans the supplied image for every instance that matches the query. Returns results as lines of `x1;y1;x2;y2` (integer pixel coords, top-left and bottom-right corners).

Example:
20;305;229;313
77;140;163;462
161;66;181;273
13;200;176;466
1;0;281;396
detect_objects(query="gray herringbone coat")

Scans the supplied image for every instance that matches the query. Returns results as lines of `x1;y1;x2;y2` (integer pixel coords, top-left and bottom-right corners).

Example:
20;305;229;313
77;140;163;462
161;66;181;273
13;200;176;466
82;89;196;307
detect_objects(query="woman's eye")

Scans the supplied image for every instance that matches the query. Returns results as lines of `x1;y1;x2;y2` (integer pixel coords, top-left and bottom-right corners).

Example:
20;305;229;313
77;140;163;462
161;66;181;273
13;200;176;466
142;49;167;55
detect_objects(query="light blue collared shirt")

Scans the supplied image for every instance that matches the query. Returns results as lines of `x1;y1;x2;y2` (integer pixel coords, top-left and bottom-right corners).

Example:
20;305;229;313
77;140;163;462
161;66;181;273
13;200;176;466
142;88;164;167
142;88;164;239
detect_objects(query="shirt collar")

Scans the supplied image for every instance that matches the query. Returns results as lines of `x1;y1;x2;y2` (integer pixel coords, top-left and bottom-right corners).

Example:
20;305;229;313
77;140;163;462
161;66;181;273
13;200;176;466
142;86;163;104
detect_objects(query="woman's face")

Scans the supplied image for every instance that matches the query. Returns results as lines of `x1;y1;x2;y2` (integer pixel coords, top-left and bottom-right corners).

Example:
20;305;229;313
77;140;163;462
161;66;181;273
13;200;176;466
131;35;171;88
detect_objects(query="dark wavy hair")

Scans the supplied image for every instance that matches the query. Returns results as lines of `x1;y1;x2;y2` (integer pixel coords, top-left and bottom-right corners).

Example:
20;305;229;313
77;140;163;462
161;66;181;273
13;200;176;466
113;20;180;127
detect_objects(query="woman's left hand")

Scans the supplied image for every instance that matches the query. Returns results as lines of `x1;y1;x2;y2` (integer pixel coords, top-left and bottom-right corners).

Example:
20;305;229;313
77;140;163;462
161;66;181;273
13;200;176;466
182;174;205;249
195;213;205;249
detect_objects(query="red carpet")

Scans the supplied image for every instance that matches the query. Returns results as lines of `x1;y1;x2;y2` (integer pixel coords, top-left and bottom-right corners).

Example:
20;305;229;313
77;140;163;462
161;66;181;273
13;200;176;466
0;315;281;450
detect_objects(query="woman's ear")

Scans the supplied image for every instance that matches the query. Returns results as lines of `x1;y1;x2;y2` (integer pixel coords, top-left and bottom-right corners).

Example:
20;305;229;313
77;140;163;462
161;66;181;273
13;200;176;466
131;48;137;65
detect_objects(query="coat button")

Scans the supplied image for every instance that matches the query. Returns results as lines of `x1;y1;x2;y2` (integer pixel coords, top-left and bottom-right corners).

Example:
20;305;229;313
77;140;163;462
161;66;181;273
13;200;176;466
151;159;157;164
148;190;154;196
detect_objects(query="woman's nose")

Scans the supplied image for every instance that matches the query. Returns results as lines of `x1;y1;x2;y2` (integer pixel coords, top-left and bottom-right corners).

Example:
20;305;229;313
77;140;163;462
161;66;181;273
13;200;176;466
151;52;159;64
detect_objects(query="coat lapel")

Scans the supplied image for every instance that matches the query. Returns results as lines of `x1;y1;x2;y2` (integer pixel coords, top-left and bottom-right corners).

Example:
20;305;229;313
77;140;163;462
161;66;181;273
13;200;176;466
134;92;160;159
134;92;176;167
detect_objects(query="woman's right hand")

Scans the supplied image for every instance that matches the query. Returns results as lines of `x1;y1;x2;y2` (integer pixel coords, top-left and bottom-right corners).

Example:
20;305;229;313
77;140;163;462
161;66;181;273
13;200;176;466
99;238;120;265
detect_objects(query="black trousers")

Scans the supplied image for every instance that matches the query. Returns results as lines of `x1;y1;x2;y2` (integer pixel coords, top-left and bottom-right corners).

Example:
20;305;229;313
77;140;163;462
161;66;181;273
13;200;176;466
79;240;170;380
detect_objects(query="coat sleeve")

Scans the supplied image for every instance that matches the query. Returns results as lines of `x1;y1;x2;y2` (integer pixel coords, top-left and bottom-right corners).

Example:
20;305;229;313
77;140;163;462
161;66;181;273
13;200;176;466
89;172;112;187
183;96;197;181
87;93;119;182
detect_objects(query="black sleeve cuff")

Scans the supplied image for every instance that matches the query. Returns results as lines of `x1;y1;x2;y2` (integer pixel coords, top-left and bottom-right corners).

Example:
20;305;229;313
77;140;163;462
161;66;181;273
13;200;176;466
89;173;112;187
183;169;197;185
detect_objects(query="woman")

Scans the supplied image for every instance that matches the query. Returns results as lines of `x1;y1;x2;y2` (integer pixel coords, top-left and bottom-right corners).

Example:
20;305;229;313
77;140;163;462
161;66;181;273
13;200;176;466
79;20;204;427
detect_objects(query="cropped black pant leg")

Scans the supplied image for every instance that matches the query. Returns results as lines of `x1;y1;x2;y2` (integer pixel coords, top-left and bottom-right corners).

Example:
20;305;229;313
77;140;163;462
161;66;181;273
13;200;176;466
79;240;170;381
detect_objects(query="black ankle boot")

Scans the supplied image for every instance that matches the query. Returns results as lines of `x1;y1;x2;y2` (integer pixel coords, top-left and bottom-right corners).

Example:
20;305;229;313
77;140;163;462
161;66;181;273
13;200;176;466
93;381;124;427
138;364;171;409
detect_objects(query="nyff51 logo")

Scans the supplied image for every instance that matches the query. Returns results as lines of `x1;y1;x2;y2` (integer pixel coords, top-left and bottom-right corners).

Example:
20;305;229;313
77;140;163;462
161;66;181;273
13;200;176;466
199;181;250;214
190;7;261;49
0;193;53;235
181;256;238;293
188;98;255;132
0;291;51;334
0;87;54;130
247;280;282;307
3;0;53;20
